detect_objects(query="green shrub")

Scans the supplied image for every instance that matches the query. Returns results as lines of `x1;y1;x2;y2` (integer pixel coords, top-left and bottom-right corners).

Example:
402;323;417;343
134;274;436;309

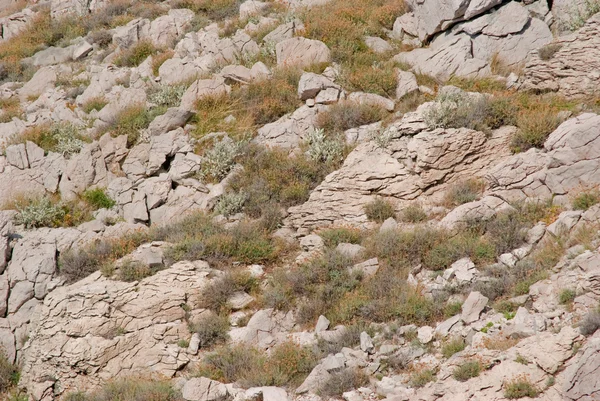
410;369;436;388
171;0;242;20
199;270;258;314
443;179;485;206
318;368;370;397
453;360;481;382
442;337;466;358
13;196;66;228
82;188;116;209
117;259;157;282
0;97;22;123
214;192;247;217
318;227;363;248
197;341;317;387
148;84;186;108
0;352;19;394
82;97;108;113
511;107;562;152
305;128;345;165
9;123;87;156
190;313;230;349
364;198;396;223
63;378;182;401
538;43;563;61
114;40;158;67
105;105;155;146
504;377;540;399
339;61;398;98
316;101;387;133
402;204;427;223
198;138;243;183
572;191;599;211
228;144;333;219
444;301;463;318
559;289;576;305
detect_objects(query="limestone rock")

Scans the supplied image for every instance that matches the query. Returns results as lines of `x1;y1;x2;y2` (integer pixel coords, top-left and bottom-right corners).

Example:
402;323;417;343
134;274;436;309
182;377;229;401
276;37;331;68
360;331;374;353
180;76;231;111
396;70;419;100
348;92;394;112
461;291;488;324
316;315;330;333
297;72;339;100
564;335;600;400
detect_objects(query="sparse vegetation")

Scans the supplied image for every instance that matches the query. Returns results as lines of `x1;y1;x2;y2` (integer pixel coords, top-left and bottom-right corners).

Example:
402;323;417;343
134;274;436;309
504;376;540;399
0;352;19;395
453;360;481;382
82;188;116;210
402;204;428;223
318;368;370;397
443;179;485;206
63;378;183;401
573;190;600;211
7;123;88;156
0;97;23;123
117;259;158;282
197;341;317;387
316;101;388;134
193;68;302;137
538;43;563;61
198;138;244;183
151;50;174;76
82;97;108;114
171;0;242;21
364;198;396;223
559;289;576;305
442;337;466;358
318;227;363;248
114;40;158;67
305;128;345;165
199;270;258;314
190;313;230;349
410;369;436;388
103;105;157;146
148;84;187;108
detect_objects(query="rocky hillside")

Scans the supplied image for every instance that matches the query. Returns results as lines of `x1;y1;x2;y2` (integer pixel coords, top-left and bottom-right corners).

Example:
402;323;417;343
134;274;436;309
1;0;600;400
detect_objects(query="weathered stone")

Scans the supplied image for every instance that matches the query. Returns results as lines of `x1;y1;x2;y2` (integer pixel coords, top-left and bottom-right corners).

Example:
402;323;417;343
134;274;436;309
348;92;394;112
276;37;331;68
564;335;600;400
396;70;419;99
360;331;374;353
315;315;330;333
182;377;229;401
461;291;488;324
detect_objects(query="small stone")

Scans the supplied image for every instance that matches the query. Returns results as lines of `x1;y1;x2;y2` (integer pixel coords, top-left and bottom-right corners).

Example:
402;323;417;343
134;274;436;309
336;243;366;259
360;331;374;353
187;333;200;355
417;326;434;343
461;291;489;324
316;315;330;333
379;217;398;232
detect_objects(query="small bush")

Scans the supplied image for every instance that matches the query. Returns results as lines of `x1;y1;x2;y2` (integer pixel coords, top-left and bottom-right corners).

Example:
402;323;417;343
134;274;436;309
318;368;370;397
410;369;436;388
82;188;116;210
444;179;485;206
364;198;396;223
82;97;108;113
444;301;463;318
118;259;156;282
538;43;563;61
197;342;316;387
148;85;186;108
511;107;562;152
13;196;67;228
580;311;600;336
9;123;87;156
105;105;154;146
0;97;22;123
402;204;427;223
191;313;230;349
442;337;466;358
151;50;174;76
316;101;387;133
88;29;113;48
198;138;243;183
199;270;258;313
114;40;158;67
339;61;398;98
453;360;481;382
305;128;344;165
573;191;599;211
228;144;334;219
504;376;540;399
214;192;247;217
63;378;182;401
172;0;242;20
0;352;19;394
559;289;576;305
318;227;363;248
